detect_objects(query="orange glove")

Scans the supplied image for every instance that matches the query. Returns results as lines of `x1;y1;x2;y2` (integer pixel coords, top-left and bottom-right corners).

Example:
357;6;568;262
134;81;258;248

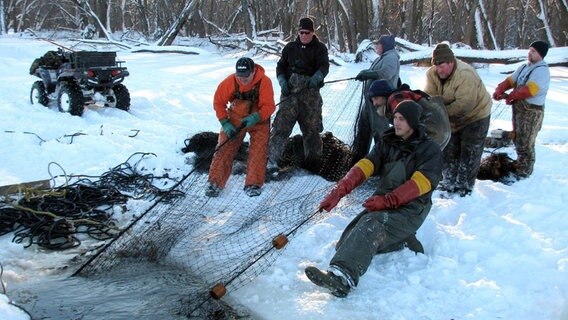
493;78;512;100
319;166;366;212
505;86;532;105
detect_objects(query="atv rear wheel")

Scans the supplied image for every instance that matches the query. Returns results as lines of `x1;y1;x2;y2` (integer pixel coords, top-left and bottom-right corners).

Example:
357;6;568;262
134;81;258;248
30;81;49;106
107;84;131;111
58;83;84;116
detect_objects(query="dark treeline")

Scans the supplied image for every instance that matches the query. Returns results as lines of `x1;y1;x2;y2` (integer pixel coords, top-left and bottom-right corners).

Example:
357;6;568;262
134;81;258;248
1;0;566;51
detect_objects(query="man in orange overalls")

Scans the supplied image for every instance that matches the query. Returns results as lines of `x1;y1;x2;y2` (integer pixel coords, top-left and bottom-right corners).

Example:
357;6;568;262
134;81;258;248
206;57;276;197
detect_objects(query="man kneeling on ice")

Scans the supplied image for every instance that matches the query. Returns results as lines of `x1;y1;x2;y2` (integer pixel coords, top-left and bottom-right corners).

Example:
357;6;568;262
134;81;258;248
305;100;443;297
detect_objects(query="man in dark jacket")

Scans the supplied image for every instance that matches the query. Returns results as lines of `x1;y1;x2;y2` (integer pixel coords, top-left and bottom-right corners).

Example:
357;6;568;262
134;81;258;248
305;100;443;297
269;17;329;172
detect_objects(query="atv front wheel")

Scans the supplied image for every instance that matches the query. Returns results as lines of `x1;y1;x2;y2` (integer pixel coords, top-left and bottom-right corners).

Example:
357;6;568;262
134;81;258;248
30;81;49;106
107;84;131;111
58;83;84;116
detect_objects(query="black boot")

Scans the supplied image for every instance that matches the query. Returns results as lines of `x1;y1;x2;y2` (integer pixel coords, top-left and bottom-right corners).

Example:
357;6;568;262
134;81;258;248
305;266;351;298
404;233;424;254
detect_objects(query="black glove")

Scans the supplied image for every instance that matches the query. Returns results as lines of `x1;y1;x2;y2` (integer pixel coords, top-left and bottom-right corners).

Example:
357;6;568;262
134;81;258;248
355;70;378;81
277;74;290;96
307;71;324;89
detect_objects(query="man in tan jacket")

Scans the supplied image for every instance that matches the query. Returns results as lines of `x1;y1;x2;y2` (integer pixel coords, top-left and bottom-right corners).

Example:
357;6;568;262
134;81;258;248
424;43;491;197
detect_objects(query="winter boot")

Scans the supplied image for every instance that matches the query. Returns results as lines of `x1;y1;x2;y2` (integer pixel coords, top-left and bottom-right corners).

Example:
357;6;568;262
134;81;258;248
404;233;424;254
305;266;351;298
205;183;221;197
244;185;262;197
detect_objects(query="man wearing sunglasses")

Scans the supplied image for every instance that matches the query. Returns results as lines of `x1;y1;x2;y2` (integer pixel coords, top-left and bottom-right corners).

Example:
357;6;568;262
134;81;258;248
269;17;330;175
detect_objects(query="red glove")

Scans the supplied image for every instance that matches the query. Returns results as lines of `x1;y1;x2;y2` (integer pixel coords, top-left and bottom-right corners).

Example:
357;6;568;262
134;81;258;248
363;195;388;211
363;179;422;211
505;86;532;105
492;78;512;100
319;166;366;212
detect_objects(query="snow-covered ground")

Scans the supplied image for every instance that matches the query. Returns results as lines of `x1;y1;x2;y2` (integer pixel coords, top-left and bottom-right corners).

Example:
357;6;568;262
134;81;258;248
1;35;567;319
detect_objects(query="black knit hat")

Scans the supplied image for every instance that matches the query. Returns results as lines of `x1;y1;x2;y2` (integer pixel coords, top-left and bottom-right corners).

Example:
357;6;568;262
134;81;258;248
530;41;549;58
394;100;423;130
299;17;314;31
431;43;455;65
367;80;394;102
235;57;254;77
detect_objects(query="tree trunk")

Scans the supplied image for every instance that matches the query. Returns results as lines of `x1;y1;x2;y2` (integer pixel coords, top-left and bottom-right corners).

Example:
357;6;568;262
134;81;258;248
352;0;370;43
72;0;113;40
334;0;354;52
156;0;198;46
428;0;435;45
409;0;425;43
476;0;498;49
536;0;556;47
0;0;5;34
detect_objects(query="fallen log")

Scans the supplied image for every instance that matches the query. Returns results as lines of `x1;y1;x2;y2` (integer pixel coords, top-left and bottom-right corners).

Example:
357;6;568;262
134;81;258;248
0;179;51;195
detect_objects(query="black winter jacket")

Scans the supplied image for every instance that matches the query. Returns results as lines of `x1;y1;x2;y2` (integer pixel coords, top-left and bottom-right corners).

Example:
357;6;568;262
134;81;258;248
366;126;443;205
276;35;329;79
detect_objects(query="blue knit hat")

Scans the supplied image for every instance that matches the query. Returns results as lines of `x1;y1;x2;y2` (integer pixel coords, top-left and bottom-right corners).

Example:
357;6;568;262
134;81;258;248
374;35;395;52
367;80;394;102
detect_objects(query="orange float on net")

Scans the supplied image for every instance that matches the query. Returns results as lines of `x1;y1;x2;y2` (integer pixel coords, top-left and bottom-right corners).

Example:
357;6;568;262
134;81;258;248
272;234;288;249
210;283;227;299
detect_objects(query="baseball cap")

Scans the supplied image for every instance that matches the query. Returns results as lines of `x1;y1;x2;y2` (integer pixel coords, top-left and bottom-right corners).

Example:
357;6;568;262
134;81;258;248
235;57;254;77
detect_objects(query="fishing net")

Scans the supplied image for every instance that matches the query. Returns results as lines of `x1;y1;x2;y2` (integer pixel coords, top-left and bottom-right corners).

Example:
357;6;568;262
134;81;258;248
67;80;365;317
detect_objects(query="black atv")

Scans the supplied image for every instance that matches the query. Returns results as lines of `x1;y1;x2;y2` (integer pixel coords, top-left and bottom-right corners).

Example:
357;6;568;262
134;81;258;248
29;49;130;116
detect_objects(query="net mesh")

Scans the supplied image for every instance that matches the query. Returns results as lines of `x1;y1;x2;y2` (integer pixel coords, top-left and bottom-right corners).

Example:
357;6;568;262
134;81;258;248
74;80;365;317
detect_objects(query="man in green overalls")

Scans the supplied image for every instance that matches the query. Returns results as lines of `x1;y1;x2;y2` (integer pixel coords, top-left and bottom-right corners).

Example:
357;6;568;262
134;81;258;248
305;100;443;297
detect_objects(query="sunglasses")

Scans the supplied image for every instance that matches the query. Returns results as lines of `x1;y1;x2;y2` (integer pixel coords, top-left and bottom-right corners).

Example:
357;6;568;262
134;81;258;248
299;31;312;35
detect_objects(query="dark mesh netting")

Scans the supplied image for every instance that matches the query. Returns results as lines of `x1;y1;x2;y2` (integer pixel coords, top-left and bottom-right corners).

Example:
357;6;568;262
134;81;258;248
70;80;366;318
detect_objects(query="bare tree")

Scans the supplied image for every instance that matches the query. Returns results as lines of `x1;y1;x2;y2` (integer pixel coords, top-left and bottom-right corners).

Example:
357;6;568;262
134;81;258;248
156;0;198;46
408;0;425;44
4;0;566;53
0;0;5;34
71;0;113;40
476;0;497;49
333;0;354;52
536;0;556;46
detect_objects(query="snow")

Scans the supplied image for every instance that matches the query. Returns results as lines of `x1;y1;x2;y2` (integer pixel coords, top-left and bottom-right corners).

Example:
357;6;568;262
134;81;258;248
1;35;567;320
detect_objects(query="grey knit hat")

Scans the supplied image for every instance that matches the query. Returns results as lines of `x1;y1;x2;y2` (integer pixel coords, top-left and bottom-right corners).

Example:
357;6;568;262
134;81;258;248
377;35;395;52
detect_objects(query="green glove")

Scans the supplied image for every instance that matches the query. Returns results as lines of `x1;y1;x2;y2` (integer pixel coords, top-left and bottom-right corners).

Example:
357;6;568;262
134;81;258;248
241;112;260;128
307;71;324;88
278;74;290;96
220;118;237;138
355;70;378;81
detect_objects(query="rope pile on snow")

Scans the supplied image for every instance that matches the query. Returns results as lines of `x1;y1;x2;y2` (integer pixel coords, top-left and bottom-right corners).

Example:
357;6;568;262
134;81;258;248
0;153;183;250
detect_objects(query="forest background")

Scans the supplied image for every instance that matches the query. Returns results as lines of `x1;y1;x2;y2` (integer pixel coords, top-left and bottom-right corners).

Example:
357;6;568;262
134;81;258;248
0;0;566;52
